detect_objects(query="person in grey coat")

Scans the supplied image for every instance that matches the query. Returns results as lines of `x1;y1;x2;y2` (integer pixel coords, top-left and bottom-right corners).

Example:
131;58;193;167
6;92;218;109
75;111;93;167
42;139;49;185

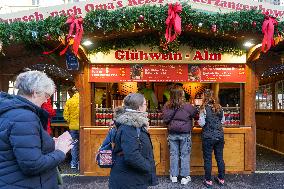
109;93;158;189
0;71;73;189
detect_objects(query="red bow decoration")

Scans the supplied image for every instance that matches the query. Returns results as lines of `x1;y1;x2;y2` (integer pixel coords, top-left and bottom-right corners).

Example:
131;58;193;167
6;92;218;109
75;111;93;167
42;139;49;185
165;3;182;43
262;12;278;53
43;15;84;56
61;15;84;56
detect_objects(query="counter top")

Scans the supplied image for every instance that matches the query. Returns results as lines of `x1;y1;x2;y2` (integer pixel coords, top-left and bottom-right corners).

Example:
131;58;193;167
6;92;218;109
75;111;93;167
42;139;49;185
80;126;251;134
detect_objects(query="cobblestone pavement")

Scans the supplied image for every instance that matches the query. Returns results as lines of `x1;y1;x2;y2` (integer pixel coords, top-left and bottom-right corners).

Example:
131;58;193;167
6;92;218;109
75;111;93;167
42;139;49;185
256;145;284;171
60;174;284;189
59;146;284;189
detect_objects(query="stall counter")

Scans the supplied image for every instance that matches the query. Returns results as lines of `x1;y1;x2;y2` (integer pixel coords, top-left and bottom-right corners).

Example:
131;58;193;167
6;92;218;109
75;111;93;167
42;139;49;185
80;127;253;176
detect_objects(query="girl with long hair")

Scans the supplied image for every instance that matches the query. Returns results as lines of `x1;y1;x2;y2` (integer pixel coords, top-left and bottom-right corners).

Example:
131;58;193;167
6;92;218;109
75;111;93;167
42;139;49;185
162;86;197;185
198;89;225;188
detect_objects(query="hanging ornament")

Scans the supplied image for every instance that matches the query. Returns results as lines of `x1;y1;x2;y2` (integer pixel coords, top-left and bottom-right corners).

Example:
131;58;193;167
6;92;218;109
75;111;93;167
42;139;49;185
185;23;193;31
252;21;257;28
96;17;102;29
31;31;38;39
122;9;126;19
44;33;52;40
211;24;217;33
0;40;3;53
9;35;14;40
198;22;203;28
232;21;239;29
160;39;168;51
138;15;144;22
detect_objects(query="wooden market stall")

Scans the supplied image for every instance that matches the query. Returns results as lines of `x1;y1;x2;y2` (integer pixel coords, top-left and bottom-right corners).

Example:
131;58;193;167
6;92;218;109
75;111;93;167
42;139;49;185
71;1;263;177
78;46;256;176
4;0;284;177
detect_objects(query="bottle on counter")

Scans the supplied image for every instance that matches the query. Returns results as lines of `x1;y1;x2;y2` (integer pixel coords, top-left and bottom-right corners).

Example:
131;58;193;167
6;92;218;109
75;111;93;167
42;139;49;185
95;104;100;126
235;104;240;125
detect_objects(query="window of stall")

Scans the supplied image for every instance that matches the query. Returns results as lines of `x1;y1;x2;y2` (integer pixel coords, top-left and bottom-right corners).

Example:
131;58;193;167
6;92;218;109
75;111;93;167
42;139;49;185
51;85;72;122
256;84;273;110
92;82;243;127
276;80;284;110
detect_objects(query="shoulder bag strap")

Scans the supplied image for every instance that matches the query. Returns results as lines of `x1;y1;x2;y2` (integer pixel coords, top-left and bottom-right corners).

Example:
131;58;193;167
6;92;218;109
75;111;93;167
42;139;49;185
169;108;179;123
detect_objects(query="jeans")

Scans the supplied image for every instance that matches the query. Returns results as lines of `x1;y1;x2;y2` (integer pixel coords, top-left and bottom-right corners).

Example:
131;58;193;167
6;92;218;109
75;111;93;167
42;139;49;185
202;138;225;181
168;133;192;177
70;130;79;167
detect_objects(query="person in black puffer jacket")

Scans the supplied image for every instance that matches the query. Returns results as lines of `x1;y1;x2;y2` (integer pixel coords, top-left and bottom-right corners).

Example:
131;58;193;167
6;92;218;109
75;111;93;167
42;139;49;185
162;86;197;185
0;71;73;189
109;93;158;189
198;89;225;188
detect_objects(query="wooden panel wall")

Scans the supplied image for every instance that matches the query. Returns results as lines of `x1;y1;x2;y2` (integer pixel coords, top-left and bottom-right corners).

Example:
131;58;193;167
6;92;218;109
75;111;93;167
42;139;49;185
81;127;251;176
190;132;244;174
256;112;284;153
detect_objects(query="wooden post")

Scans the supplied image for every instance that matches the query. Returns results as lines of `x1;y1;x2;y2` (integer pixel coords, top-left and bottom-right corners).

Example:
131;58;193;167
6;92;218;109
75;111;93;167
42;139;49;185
244;62;256;172
77;62;92;175
240;83;245;125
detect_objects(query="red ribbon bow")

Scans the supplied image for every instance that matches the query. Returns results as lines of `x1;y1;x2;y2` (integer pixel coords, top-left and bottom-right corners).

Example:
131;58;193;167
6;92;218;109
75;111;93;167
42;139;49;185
43;15;84;56
61;15;84;56
262;12;278;53
165;3;182;43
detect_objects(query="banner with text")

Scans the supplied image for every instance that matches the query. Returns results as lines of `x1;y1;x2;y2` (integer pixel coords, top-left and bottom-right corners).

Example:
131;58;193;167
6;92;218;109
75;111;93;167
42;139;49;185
1;0;284;23
89;64;246;83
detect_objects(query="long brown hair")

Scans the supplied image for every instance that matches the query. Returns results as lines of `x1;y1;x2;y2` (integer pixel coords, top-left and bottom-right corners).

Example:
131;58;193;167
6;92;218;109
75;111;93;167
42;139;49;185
200;89;222;114
165;86;186;109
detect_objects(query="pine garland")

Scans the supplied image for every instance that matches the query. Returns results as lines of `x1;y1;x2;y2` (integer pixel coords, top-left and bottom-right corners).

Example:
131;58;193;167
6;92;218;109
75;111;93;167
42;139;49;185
0;4;282;55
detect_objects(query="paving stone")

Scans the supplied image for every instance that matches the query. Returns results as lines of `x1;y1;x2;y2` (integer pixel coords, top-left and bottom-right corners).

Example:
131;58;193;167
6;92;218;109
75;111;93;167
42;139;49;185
59;146;284;189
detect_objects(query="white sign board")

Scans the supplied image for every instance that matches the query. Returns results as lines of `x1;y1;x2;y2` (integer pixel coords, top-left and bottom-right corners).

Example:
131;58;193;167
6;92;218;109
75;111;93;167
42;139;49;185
0;0;284;23
88;45;247;64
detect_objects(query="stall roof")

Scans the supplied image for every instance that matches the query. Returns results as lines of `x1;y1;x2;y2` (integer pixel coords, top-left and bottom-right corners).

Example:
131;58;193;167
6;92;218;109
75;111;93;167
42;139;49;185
25;63;74;82
261;64;284;78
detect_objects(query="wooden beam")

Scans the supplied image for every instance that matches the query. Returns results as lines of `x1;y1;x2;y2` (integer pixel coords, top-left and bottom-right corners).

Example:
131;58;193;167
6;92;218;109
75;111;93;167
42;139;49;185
244;63;256;172
78;62;92;175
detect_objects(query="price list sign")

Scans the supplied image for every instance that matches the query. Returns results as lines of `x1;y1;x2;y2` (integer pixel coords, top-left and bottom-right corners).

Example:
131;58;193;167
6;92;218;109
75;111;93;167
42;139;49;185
89;64;131;82
143;64;188;82
200;64;246;82
89;64;246;83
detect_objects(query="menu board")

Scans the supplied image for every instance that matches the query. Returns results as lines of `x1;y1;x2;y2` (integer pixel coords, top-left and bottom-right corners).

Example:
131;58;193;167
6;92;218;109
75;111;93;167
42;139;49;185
89;64;246;83
89;64;130;82
188;64;246;82
142;64;188;82
89;64;188;82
